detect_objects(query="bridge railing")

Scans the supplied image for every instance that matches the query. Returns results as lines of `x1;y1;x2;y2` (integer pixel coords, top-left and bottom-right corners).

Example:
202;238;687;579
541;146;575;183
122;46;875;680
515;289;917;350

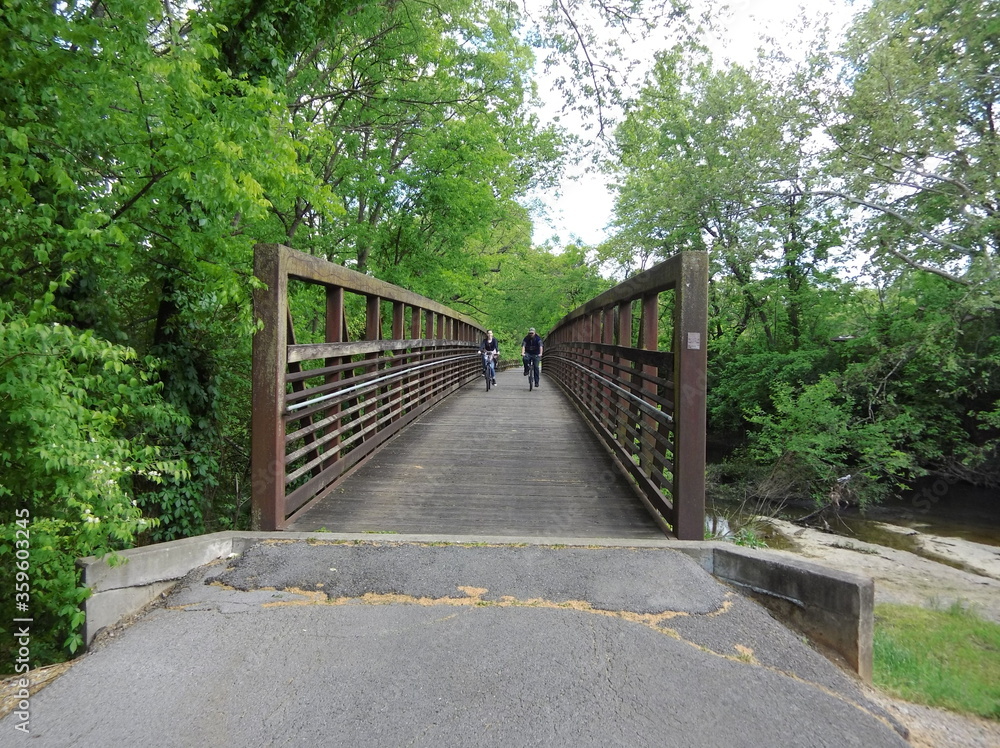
544;252;708;540
251;244;485;530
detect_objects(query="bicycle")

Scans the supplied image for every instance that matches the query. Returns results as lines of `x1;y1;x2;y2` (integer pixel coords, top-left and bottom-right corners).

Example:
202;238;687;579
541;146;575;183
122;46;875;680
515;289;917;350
482;350;498;392
523;354;540;392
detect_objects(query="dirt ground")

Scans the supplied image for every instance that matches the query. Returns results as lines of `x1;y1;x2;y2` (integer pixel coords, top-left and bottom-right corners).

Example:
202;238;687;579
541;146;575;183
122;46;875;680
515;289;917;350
766;518;1000;748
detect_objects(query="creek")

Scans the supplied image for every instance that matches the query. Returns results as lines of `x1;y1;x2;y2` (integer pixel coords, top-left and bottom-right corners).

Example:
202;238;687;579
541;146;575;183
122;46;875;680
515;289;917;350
708;481;1000;550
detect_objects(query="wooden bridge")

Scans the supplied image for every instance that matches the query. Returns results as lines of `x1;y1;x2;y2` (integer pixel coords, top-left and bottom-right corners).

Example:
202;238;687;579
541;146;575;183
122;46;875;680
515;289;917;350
251;244;708;540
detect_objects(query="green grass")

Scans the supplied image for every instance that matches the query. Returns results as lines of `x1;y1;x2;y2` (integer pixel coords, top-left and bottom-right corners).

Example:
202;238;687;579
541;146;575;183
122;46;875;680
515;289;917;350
874;602;1000;720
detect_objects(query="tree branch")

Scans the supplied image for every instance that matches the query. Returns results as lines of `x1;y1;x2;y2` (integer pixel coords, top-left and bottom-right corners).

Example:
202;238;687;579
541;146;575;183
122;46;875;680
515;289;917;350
881;240;971;286
812;189;976;258
556;0;608;137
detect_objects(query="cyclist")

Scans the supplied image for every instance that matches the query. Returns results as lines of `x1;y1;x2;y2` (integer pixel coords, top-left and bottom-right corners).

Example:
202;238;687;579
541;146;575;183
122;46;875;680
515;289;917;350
521;327;543;388
480;329;499;386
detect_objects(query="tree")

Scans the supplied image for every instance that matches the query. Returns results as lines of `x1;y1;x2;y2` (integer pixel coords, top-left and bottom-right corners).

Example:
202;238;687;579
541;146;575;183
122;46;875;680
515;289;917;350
522;0;693;138
0;293;188;664
598;34;942;506
829;0;1000;289
264;0;567;282
822;0;1000;485
479;242;612;348
603;44;847;352
0;0;306;662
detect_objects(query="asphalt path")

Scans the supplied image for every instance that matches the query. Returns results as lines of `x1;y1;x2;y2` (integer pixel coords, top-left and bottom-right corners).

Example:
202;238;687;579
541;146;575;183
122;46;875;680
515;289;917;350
1;541;909;747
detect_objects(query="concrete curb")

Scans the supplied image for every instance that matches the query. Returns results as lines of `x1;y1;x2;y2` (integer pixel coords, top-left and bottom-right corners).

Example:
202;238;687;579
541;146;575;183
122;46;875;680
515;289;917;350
78;532;873;680
668;541;874;681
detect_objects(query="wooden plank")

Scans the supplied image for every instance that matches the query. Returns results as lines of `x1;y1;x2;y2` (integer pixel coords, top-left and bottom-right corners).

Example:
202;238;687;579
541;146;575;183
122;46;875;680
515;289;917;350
267;243;482;328
549;252;693;328
286;369;665;538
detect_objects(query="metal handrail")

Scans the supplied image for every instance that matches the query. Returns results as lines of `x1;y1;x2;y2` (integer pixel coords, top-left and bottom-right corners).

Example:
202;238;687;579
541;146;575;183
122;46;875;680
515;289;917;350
544;251;708;540
251;244;486;529
286;353;474;412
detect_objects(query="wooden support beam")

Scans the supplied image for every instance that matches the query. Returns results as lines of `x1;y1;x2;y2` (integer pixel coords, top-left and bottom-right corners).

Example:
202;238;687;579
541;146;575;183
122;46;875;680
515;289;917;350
673;252;708;540
251;244;288;531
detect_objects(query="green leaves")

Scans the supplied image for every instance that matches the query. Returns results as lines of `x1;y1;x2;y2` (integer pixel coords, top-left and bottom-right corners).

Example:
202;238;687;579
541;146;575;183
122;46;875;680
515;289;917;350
600;1;1000;503
746;375;917;507
271;0;563;282
0;294;188;666
831;0;1000;288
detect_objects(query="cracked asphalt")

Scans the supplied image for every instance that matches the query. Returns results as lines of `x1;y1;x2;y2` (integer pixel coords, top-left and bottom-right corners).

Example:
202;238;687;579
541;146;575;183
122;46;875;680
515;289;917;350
1;541;910;747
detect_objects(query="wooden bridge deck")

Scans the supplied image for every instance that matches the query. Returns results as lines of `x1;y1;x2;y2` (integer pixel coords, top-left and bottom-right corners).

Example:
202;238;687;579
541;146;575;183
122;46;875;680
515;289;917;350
287;368;664;538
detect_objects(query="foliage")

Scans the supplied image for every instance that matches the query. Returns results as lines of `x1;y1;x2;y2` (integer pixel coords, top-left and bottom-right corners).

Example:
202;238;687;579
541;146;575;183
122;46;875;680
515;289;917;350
267;0;568;284
0;293;187;666
523;0;693;138
730;527;768;549
705;513;771;549
0;0;577;668
745;375;916;507
0;0;301;545
830;0;1000;289
601;1;1000;505
874;602;1000;719
473;243;612;350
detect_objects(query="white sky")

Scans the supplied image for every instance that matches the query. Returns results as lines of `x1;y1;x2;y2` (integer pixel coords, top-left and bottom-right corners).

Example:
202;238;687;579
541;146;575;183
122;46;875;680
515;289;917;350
529;0;865;248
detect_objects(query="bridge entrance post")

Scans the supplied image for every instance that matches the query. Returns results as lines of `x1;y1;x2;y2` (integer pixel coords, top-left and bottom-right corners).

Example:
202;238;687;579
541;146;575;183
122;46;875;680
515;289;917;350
640;293;659;481
251;245;288;531
673;252;708;540
322;286;345;470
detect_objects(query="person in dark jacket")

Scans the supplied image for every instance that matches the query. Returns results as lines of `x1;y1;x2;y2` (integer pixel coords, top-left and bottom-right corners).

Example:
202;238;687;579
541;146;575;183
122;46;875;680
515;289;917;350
521;327;543;387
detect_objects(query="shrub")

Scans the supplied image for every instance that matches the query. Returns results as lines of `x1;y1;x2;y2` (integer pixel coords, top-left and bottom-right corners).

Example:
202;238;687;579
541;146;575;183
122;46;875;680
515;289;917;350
745;375;918;508
0;290;187;667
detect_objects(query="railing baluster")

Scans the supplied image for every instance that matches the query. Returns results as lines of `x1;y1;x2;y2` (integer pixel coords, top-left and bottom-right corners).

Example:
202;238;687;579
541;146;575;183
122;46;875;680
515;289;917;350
323;286;345;469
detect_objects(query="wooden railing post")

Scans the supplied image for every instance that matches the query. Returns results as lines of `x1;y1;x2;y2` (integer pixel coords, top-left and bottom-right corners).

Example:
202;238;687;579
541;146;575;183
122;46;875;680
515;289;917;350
390;301;405;422
588;310;601;413
323;286;345;467
640;293;659;481
406;306;421;415
363;296;381;441
251;244;288;531
602;306;614;423
617;301;633;453
410;306;421;339
392;301;405;339
673;253;708;540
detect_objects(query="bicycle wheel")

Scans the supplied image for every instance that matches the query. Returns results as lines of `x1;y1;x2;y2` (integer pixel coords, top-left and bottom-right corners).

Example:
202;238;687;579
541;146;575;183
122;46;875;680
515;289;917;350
485;366;491;392
528;370;533;391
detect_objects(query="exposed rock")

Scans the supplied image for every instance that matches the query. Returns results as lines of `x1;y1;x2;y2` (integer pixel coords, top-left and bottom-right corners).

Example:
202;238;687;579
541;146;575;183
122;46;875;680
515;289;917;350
765;518;1000;623
766;518;1000;747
